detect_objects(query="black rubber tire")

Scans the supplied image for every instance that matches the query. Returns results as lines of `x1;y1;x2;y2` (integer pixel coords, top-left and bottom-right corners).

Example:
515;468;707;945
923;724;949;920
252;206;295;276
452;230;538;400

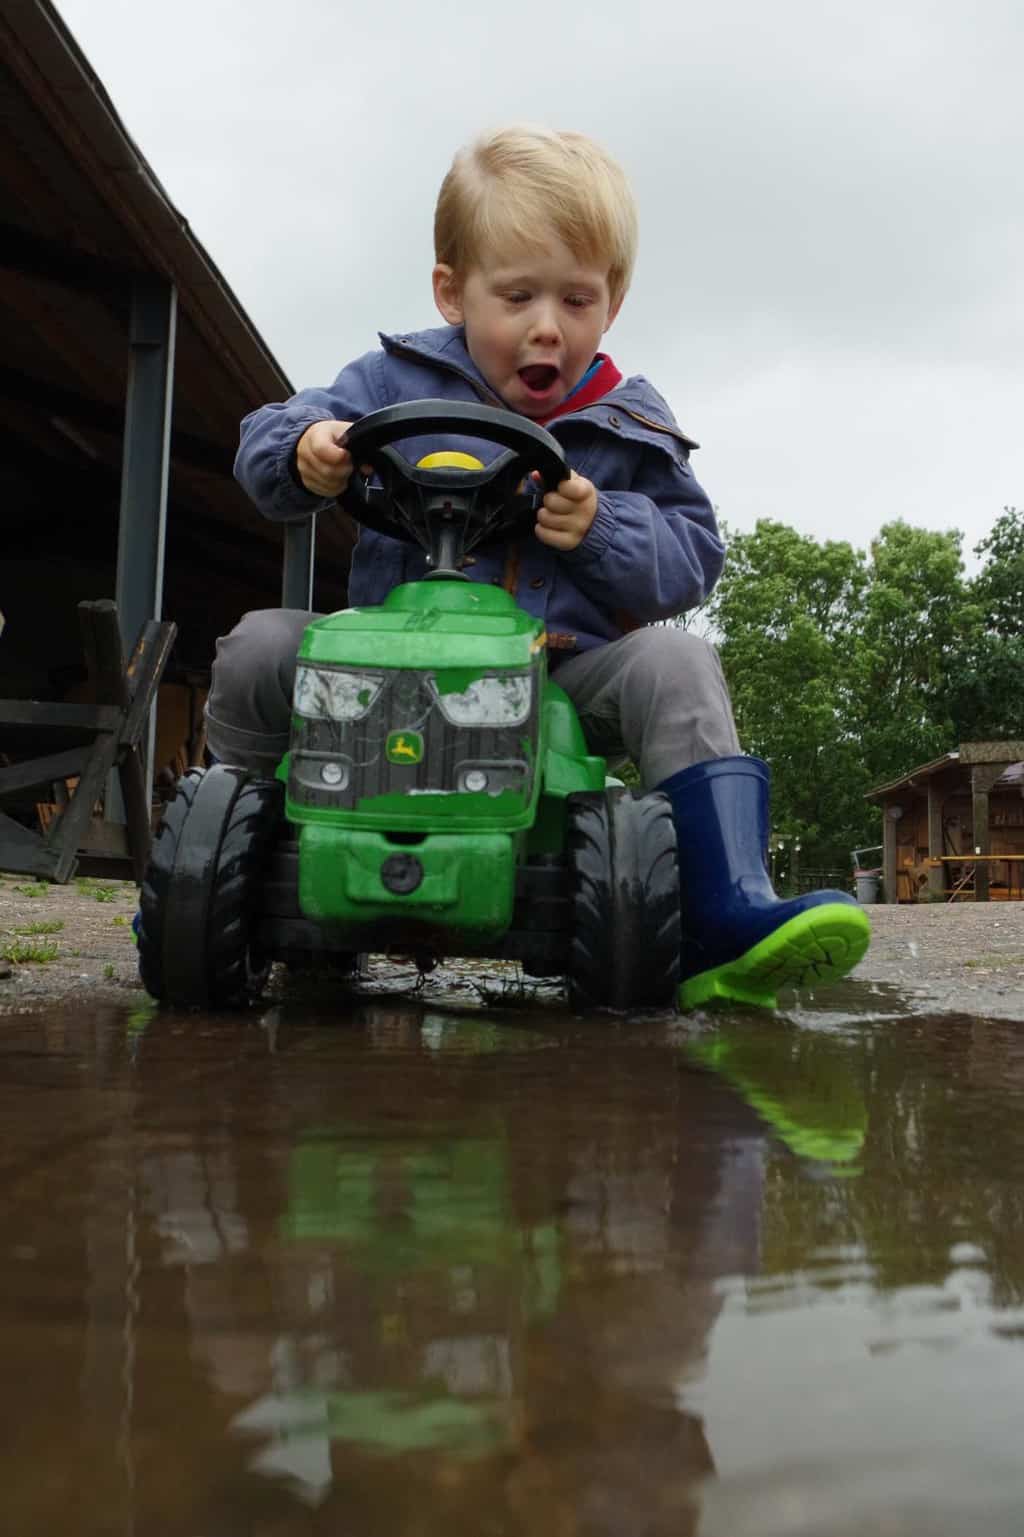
137;767;204;1002
567;787;680;1012
137;767;281;1008
205;778;282;1006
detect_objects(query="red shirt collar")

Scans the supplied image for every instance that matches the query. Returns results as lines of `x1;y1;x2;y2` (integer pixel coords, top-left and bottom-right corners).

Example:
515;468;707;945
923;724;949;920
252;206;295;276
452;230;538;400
537;354;622;425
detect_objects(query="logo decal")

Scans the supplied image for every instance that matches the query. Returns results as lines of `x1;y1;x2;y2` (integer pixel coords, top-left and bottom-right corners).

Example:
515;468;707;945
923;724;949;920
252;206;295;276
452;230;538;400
386;731;423;765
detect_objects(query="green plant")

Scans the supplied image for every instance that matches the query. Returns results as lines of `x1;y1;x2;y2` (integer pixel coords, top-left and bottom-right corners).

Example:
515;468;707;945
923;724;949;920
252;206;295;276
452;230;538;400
13;884;49;898
91;887;117;904
103;963;116;979
2;938;59;964
12;920;64;936
111;915;128;927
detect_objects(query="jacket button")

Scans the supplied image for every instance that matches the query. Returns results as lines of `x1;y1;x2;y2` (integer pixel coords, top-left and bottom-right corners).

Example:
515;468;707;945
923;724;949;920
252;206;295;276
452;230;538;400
529;576;546;589
608;413;621;428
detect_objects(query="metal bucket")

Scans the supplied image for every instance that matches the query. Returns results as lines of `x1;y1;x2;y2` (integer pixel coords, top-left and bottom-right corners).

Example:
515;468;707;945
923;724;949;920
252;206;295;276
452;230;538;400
854;871;880;904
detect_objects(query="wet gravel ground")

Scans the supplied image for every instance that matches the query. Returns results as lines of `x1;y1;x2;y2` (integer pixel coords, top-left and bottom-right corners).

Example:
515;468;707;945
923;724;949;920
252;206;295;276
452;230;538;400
845;900;1024;1020
1;874;1022;1019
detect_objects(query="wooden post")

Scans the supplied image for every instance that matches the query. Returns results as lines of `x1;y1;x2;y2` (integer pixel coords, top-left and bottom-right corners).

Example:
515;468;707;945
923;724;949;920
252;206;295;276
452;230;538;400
882;803;899;904
971;763;1005;902
927;780;945;900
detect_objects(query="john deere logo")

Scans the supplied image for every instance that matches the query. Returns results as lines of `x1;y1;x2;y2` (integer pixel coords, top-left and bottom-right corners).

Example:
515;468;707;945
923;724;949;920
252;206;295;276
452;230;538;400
386;731;423;765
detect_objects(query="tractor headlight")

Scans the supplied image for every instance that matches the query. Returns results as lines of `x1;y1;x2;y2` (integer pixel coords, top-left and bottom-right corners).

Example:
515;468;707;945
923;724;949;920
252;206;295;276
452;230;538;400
432;671;532;727
293;665;383;722
456;761;529;795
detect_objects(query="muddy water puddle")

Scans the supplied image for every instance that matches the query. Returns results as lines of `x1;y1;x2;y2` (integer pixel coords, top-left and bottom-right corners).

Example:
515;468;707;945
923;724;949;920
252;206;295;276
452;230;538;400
2;974;1024;1535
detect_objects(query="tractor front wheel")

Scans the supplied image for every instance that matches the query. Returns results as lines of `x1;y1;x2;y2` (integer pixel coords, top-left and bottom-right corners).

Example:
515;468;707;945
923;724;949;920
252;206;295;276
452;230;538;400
567;787;680;1012
138;766;281;1008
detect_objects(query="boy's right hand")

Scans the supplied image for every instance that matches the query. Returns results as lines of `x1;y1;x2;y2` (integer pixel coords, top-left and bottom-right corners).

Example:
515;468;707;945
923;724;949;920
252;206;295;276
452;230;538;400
295;419;356;497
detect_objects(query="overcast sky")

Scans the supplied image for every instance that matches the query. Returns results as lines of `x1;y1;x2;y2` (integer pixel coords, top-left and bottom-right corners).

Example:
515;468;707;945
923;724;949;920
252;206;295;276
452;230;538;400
56;0;1021;567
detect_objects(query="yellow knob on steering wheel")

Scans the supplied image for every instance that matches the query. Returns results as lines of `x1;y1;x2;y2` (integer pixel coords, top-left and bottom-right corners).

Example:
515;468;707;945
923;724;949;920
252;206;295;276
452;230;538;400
415;450;485;471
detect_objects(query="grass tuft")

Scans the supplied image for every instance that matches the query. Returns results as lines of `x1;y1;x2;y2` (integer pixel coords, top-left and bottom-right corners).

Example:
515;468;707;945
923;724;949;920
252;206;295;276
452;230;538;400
2;938;59;964
12;920;64;936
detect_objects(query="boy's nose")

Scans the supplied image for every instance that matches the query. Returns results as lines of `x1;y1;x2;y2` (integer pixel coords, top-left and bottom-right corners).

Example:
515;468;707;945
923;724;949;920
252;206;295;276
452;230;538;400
527;304;562;346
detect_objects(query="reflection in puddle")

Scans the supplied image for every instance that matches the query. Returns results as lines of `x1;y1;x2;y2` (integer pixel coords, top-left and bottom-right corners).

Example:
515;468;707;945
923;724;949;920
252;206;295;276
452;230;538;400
3;984;1024;1532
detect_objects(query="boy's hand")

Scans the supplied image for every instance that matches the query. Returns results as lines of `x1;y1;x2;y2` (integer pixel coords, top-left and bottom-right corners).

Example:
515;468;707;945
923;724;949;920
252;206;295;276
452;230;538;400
295;419;357;497
535;472;598;551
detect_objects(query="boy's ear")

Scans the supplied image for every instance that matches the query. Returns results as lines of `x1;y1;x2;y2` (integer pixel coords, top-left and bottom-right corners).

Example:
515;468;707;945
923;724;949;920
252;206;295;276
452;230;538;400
432;264;464;325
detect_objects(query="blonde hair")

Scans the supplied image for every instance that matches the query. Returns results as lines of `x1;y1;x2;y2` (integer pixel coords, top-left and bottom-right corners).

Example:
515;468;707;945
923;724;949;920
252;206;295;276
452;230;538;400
434;126;638;307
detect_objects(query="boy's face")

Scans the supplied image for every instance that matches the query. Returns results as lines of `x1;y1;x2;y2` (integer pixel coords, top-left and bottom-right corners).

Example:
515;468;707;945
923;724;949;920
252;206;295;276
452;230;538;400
433;231;622;419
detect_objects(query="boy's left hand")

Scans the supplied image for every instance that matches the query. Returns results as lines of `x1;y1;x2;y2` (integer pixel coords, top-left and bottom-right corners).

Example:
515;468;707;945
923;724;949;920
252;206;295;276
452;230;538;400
535;472;598;551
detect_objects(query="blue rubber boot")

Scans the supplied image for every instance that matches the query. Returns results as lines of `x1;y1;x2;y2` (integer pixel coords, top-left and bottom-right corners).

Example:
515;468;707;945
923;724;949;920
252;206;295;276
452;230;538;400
657;756;870;1011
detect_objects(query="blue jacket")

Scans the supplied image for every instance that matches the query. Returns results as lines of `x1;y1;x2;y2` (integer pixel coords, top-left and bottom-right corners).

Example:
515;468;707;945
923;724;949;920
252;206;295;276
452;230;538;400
235;325;724;657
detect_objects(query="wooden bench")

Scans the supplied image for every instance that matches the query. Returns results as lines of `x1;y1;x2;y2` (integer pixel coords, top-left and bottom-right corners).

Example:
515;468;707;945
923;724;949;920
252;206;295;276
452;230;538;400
0;599;177;883
927;855;1024;903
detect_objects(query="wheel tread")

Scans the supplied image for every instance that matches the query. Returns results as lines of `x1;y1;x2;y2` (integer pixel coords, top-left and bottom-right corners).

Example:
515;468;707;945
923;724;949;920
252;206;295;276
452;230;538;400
567;789;680;1013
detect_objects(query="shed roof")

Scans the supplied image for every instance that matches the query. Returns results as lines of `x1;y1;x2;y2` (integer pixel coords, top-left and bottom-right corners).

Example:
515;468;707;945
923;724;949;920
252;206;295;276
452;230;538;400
865;753;960;802
0;0;353;664
866;750;1024;802
1;0;288;479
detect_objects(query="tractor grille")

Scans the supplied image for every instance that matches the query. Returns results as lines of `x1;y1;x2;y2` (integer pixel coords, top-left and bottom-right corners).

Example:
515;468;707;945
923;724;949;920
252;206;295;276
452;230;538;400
289;668;539;812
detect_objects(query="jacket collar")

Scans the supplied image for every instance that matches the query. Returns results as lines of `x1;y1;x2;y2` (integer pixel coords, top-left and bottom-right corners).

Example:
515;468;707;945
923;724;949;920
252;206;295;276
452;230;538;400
378;324;695;445
379;325;501;403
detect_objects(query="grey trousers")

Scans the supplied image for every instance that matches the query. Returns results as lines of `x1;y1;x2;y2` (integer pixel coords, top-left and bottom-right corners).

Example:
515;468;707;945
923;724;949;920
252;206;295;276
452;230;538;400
204;609;740;791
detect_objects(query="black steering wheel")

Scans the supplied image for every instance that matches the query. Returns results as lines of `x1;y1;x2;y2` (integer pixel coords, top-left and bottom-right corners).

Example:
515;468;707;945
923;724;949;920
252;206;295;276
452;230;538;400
338;401;568;572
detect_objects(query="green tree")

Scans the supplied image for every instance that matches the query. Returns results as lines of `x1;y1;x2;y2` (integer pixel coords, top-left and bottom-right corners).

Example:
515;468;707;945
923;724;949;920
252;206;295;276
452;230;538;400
945;508;1024;740
702;512;1022;873
848;521;973;785
972;506;1024;639
705;520;871;868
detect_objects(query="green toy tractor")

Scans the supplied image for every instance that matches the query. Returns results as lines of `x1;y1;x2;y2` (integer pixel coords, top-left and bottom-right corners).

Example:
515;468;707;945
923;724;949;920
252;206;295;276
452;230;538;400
137;403;681;1012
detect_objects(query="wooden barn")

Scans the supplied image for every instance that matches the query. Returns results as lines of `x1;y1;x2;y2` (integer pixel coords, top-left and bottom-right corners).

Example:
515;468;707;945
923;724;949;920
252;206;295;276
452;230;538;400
866;742;1024;903
0;0;353;878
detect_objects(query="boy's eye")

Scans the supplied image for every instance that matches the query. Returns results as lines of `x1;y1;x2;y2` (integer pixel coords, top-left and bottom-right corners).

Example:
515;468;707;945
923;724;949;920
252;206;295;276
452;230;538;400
503;291;530;305
566;294;593;309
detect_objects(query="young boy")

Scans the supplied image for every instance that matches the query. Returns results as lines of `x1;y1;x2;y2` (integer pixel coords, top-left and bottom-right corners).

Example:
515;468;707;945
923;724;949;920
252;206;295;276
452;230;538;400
211;125;868;1009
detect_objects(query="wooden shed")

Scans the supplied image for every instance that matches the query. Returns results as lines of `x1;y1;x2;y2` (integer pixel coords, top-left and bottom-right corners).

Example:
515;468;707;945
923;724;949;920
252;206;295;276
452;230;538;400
0;0;353;876
866;742;1024;903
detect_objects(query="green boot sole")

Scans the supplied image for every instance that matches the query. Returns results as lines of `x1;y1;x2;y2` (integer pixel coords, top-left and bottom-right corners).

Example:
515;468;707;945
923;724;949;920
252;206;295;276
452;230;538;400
677;902;871;1012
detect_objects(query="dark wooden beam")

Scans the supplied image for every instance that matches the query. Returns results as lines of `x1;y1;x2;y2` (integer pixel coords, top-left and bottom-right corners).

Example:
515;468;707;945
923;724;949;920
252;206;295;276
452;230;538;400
0;220;138;298
0;364;229;475
0;701;122;730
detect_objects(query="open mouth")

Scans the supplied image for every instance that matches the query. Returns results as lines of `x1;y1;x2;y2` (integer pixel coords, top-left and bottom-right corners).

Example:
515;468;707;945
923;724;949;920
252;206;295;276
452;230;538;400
518;364;560;395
